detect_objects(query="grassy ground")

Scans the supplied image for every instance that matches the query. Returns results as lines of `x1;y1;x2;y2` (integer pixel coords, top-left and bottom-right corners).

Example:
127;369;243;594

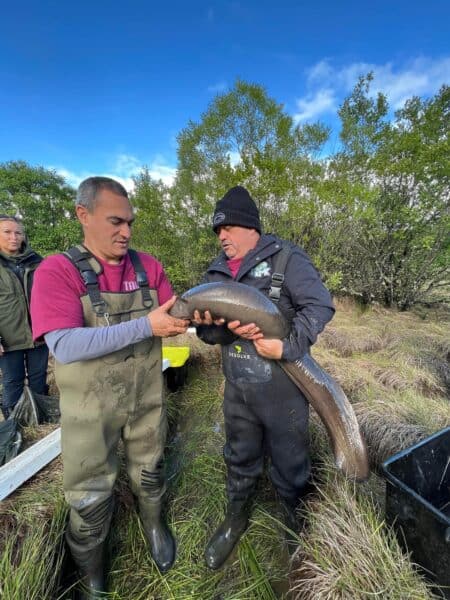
289;300;449;600
0;300;449;599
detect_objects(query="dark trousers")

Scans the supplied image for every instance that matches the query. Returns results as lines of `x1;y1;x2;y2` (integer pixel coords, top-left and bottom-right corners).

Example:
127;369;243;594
0;345;49;411
222;359;310;503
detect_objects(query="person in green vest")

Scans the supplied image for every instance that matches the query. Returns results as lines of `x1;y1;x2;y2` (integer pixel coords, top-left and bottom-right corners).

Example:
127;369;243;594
0;215;49;420
31;177;189;598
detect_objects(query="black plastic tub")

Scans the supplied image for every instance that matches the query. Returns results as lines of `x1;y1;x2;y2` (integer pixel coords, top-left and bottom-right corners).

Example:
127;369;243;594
382;427;450;598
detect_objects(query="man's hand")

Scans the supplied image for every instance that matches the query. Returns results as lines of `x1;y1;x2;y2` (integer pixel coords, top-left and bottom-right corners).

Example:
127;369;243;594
148;296;190;338
192;310;263;341
227;320;264;341
253;338;283;359
192;309;225;327
0;341;4;357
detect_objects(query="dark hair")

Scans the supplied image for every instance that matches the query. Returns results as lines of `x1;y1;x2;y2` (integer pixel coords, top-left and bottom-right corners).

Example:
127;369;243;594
76;177;129;212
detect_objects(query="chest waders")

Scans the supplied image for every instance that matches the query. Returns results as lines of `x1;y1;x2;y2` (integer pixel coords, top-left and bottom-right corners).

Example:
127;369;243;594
56;248;175;596
205;242;311;570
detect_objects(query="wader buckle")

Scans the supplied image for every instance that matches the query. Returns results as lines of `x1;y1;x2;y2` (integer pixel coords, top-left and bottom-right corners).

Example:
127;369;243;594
269;273;285;301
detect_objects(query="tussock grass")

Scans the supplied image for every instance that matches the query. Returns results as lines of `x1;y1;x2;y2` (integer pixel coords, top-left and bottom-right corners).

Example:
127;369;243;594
353;403;428;467
349;392;449;469
0;476;67;600
368;353;445;397
313;349;377;400
2;360;289;599
397;391;450;432
289;472;438;600
314;299;450;462
19;422;60;450
288;300;449;600
2;302;449;598
107;364;289;599
320;325;386;357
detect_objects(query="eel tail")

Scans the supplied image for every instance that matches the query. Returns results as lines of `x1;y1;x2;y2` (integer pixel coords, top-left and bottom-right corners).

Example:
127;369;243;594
280;354;369;481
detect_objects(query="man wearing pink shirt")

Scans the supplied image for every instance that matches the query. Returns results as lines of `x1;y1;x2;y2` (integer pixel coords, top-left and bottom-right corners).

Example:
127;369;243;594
31;177;189;597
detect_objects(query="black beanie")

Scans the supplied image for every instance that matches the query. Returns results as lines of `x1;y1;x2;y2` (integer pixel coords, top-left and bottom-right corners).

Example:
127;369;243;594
212;186;261;234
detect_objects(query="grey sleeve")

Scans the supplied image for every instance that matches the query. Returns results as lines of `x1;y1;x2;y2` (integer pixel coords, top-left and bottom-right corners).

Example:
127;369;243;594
44;316;152;364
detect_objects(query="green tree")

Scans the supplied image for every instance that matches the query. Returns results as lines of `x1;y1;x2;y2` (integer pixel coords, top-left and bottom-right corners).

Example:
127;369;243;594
173;79;330;287
374;85;450;307
130;169;190;292
332;78;449;307
0;161;79;254
339;73;389;166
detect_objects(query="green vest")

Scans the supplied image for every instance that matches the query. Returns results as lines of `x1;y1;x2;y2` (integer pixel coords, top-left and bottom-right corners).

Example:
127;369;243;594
0;247;42;352
55;286;161;402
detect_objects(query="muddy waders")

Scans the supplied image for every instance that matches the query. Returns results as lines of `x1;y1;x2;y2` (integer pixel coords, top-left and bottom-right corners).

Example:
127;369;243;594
55;250;175;596
205;339;310;569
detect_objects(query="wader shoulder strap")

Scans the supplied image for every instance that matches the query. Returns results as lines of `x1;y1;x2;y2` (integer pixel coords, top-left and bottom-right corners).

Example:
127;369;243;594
269;241;294;303
128;249;153;308
64;245;106;316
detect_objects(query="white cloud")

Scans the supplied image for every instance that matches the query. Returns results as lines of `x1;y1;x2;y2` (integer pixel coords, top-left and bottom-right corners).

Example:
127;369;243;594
293;89;336;123
147;163;177;185
294;55;450;122
306;59;334;84
113;153;142;178
52;153;177;192
53;167;136;193
53;168;86;189
366;57;450;108
208;81;227;93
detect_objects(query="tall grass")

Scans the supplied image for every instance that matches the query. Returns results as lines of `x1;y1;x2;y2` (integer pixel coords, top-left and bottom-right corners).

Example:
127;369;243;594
107;364;290;598
1;301;449;598
289;472;437;600
289;300;450;599
0;484;67;599
314;299;450;467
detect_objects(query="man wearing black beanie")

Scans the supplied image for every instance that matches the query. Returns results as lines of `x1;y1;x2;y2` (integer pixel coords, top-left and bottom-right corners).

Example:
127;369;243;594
212;186;262;234
194;185;335;569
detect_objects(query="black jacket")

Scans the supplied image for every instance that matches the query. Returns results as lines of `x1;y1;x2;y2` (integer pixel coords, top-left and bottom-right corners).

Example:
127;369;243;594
196;234;335;361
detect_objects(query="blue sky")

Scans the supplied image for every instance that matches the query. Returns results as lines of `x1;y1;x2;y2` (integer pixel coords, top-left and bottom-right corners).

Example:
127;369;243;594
1;0;449;190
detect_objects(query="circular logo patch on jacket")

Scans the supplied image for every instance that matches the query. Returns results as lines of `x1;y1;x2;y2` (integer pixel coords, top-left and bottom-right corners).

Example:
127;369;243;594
250;261;271;278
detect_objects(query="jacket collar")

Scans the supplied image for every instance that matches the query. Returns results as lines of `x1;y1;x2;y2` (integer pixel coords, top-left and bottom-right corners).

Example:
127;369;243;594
208;234;283;277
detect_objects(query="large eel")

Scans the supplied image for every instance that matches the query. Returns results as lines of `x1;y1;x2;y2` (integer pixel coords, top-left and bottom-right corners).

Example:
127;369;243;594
170;281;369;482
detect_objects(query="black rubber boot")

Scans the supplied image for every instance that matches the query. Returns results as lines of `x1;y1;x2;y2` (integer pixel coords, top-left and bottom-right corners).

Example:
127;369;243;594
204;500;249;570
70;542;106;599
139;499;176;573
279;495;304;554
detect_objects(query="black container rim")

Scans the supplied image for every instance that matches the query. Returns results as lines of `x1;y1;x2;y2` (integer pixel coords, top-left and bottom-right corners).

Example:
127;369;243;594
382;426;450;471
381;426;450;526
